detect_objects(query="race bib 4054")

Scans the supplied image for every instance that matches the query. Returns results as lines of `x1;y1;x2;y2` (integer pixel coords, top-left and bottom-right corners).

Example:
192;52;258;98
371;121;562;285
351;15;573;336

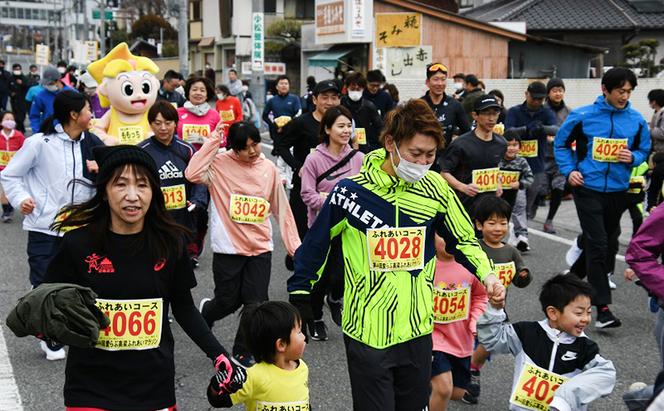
433;286;470;324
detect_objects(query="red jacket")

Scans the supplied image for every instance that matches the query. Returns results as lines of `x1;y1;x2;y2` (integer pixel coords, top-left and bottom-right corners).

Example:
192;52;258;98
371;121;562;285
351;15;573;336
0;129;26;171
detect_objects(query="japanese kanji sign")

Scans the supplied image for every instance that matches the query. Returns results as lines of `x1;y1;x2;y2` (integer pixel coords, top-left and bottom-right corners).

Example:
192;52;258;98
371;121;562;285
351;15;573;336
35;44;50;66
383;46;432;79
252;12;264;71
351;0;365;38
375;13;421;47
316;1;345;36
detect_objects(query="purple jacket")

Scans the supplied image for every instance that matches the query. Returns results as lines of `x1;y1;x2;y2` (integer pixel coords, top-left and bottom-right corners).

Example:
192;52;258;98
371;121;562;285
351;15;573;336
626;204;664;300
90;94;108;119
300;143;364;227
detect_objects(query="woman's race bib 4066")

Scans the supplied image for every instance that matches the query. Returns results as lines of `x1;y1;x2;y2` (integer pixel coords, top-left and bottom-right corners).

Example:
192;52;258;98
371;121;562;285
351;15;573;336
96;298;163;351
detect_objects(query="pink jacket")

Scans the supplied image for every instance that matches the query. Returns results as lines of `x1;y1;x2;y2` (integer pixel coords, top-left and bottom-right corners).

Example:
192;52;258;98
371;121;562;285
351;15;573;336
432;258;487;358
176;107;221;150
185;135;301;257
300;144;364;227
626;204;664;301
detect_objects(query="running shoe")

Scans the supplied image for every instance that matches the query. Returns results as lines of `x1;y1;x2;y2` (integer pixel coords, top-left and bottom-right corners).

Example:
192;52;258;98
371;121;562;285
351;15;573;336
467;369;480;397
285;255;294;271
461;391;478;405
199;297;211;314
543;220;556;234
516;236;530;252
40;340;66;361
325;295;343;327
1;210;11;223
233;353;256;368
191;256;199;268
608;272;617;290
565;238;582;266
596;307;622;329
310;320;328;341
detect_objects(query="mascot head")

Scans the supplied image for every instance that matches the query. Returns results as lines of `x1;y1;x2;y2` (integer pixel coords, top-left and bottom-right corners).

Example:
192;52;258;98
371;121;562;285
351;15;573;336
87;42;160;114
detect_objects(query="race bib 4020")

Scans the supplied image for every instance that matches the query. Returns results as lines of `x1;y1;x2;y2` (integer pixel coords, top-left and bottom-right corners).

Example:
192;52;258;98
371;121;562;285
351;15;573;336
366;227;425;272
96;298;163;351
592;137;627;162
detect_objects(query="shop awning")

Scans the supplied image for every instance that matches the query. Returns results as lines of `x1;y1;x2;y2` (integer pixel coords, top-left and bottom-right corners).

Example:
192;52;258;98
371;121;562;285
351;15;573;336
309;48;353;67
198;37;215;48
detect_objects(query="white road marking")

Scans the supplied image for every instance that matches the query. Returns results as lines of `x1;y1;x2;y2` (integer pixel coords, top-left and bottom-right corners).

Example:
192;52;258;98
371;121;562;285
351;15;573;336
529;227;625;263
0;327;23;410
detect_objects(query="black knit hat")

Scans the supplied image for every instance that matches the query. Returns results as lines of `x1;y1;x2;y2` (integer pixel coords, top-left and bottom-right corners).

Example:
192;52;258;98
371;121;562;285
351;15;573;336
93;145;159;183
546;78;565;93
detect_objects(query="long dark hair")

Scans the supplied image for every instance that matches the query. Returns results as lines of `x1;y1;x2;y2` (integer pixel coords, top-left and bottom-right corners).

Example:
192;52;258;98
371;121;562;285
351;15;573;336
40;90;90;134
51;163;190;260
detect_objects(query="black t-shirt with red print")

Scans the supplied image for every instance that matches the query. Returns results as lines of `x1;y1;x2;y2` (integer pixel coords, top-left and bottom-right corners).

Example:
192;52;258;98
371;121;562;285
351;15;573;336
45;226;221;410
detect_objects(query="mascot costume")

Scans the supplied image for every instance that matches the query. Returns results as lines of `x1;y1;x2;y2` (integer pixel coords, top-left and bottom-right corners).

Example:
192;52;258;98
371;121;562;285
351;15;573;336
87;42;160;145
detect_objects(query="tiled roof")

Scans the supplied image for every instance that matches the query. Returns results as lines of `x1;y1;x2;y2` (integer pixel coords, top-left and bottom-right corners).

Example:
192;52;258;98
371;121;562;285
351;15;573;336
462;0;664;30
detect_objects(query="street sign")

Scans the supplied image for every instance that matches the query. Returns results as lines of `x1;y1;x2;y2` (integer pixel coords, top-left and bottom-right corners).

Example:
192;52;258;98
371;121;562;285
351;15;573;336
35;44;50;66
264;62;286;76
85;41;98;62
92;9;113;20
252;12;264;71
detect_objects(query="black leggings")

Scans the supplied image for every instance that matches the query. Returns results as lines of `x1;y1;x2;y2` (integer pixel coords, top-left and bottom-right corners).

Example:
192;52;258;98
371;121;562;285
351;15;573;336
311;237;344;320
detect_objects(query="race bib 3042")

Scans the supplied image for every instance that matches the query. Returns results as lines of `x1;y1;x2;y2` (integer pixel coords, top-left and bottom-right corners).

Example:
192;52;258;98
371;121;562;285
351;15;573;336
230;194;270;224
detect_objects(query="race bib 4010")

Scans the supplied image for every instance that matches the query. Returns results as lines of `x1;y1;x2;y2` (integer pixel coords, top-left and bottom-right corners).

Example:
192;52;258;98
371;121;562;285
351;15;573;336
472;167;500;193
96;298;163;351
366;227;425;272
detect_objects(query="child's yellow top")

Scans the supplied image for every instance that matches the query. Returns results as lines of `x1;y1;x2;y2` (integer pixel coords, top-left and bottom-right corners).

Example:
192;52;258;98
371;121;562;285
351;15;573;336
107;109;150;145
230;360;310;410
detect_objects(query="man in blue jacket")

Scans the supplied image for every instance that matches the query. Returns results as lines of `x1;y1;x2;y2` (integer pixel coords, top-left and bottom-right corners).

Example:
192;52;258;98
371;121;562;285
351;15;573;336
505;81;558;251
555;67;651;329
262;74;302;149
29;67;74;134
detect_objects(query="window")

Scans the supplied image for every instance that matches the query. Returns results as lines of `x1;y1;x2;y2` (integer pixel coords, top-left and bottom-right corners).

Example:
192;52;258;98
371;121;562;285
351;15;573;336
264;0;276;13
9;8;15;19
459;0;474;7
17;8;24;19
40;9;46;20
295;0;314;19
191;0;201;20
1;8;6;18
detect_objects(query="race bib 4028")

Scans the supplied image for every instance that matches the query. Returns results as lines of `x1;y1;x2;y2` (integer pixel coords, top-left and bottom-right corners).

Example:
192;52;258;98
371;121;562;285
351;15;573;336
366;227;425;272
96;298;163;351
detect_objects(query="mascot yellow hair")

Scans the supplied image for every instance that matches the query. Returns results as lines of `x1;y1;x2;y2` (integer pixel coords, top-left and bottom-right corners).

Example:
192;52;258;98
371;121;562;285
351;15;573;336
87;42;160;108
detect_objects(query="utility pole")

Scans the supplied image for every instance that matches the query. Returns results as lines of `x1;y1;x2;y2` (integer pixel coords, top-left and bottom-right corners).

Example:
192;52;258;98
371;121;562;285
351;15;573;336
177;0;188;77
99;0;106;55
82;0;90;41
250;0;265;112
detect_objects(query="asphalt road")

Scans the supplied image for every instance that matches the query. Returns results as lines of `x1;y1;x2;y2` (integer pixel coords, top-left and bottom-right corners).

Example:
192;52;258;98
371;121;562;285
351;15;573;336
0;177;658;411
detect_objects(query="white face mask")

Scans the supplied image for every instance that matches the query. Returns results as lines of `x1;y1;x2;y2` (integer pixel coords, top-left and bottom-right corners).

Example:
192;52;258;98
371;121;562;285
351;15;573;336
12;70;21;76
57;67;66;74
453;82;463;91
390;145;431;183
45;84;59;92
217;93;225;100
348;90;363;102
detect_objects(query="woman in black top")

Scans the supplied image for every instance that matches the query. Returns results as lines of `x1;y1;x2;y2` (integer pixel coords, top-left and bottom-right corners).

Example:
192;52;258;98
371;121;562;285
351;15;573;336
45;145;244;410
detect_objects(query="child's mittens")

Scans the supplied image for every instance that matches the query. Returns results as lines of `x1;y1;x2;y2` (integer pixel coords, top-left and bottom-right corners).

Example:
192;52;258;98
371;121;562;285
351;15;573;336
511;269;532;288
211;353;247;395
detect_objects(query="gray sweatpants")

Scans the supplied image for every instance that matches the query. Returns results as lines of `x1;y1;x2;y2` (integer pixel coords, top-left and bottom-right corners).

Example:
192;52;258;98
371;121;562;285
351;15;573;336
512;189;528;238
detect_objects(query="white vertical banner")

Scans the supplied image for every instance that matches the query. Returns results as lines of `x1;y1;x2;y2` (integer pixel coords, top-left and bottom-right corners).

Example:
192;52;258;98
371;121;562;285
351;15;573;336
351;0;365;38
35;44;50;66
252;12;264;71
